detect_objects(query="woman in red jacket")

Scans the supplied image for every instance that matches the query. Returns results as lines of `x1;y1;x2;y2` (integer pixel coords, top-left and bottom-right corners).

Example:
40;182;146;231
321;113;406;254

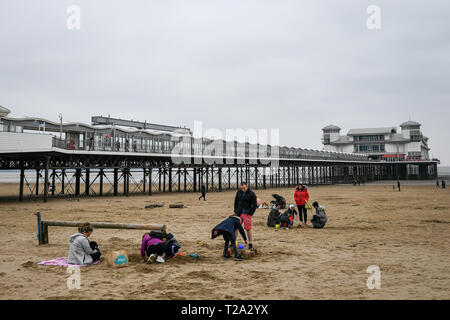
294;184;310;226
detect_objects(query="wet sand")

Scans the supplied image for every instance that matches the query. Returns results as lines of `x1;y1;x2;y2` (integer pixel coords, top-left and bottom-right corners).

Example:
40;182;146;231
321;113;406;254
0;184;449;300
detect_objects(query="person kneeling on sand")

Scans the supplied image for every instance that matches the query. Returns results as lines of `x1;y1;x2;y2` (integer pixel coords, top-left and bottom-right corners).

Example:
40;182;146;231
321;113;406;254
279;204;297;229
211;215;247;261
68;223;101;265
141;231;168;263
165;233;181;259
267;204;281;227
310;202;328;229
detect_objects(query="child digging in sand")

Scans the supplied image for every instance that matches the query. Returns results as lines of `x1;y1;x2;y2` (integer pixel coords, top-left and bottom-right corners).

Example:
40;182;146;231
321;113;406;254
141;231;168;263
211;215;247;261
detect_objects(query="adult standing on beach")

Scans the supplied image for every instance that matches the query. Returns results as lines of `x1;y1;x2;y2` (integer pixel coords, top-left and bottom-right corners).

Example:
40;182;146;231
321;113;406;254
198;184;206;201
443;180;446;189
234;182;257;250
436;180;440;188
397;181;401;192
294;183;310;226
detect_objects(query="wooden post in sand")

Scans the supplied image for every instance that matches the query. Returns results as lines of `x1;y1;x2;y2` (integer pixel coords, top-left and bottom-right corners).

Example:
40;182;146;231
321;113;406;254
36;213;166;245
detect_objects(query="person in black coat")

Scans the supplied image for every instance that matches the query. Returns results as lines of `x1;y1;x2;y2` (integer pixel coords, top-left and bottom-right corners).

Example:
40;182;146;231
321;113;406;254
212;215;247;261
198;184;206;201
234;182;257;250
267;205;281;227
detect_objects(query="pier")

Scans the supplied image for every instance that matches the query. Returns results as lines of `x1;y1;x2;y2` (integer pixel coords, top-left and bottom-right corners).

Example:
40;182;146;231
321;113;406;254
0;115;439;202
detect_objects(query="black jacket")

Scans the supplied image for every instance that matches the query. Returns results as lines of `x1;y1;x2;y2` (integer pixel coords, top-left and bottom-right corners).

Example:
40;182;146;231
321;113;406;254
267;208;281;227
212;216;247;242
234;189;257;216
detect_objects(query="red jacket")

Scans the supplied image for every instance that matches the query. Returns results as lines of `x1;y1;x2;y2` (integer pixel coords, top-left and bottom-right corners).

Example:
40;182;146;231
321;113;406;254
294;188;309;205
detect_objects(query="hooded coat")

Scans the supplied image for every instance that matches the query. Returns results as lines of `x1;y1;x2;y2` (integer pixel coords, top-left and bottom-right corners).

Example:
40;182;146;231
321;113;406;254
267;208;281;227
212;216;247;242
312;206;328;228
294;187;310;206
67;233;98;265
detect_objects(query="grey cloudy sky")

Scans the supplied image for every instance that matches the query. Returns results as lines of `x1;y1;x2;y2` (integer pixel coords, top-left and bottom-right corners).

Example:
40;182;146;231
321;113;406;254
1;0;449;164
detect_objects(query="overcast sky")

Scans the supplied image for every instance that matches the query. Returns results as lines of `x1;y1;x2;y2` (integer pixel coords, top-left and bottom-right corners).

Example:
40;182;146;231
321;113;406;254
1;0;449;164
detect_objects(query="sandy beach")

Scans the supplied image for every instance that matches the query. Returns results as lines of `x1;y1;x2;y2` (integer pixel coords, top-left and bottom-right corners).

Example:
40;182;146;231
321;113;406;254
0;183;449;300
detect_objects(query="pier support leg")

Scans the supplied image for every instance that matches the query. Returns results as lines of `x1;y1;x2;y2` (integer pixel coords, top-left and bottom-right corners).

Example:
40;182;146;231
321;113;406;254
193;168;197;192
61;169;65;195
85;168;90;196
263;168;266;189
44;160;49;203
113;168;118;196
149;168;152;195
75;169;81;196
51;169;56;196
143;168;146;194
99;169;104;196
36;169;40;196
19;167;25;202
184;168;187;192
158;167;162;192
163;168;166;192
168;167;172;192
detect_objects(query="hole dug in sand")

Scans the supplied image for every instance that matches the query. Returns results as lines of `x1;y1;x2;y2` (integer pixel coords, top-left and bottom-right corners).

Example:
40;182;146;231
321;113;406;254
231;247;259;259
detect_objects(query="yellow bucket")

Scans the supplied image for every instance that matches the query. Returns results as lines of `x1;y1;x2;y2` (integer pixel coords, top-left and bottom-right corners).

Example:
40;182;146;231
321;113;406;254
275;224;280;229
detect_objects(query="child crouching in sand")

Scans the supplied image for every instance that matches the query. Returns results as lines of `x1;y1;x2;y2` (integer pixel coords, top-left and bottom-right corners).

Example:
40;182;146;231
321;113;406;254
211;215;247;261
141;231;168;263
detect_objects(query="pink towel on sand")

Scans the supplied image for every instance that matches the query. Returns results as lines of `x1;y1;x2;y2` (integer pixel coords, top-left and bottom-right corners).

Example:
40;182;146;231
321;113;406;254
38;257;100;267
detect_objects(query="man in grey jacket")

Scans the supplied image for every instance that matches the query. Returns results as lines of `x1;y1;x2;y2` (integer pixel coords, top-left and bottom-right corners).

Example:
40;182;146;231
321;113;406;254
311;202;328;229
67;223;101;265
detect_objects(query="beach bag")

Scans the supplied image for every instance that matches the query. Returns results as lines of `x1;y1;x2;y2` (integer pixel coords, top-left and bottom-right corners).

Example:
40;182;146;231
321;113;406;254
105;250;129;268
